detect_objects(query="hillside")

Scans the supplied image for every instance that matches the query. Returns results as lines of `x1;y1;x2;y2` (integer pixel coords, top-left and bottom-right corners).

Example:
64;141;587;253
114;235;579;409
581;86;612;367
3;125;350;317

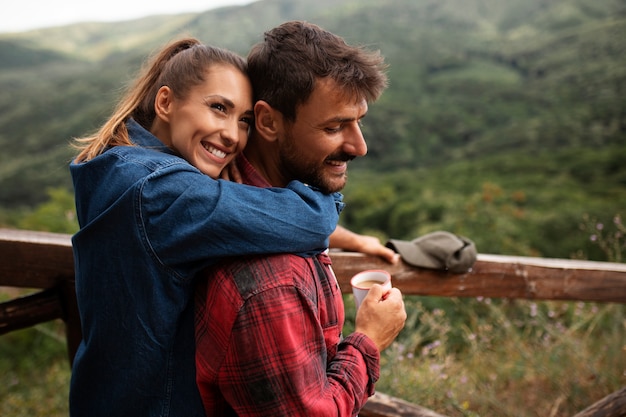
0;0;624;259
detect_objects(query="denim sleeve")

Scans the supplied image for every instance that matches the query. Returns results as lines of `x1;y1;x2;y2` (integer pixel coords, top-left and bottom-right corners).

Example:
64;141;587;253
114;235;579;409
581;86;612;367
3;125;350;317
138;166;344;276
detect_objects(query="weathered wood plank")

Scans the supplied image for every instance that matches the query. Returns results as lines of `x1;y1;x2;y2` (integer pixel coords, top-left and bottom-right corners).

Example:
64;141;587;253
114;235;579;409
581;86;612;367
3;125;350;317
329;251;626;303
361;392;449;417
2;228;625;303
0;288;64;334
0;228;73;288
571;386;626;417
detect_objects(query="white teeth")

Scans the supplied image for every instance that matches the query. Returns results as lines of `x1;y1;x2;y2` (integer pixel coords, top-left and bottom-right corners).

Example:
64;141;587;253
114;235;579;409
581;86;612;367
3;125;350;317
203;143;227;158
212;148;227;158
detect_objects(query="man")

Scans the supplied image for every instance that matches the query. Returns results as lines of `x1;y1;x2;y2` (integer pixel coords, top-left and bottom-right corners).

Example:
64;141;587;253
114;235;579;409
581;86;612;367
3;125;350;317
195;21;407;416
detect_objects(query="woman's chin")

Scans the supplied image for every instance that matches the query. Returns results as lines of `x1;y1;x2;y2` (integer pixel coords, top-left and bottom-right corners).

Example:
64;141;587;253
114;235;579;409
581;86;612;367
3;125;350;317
198;163;225;180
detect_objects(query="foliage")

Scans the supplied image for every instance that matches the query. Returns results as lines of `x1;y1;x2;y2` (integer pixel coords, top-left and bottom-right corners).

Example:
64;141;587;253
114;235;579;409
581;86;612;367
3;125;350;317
375;297;626;417
0;0;625;209
340;145;625;261
0;311;70;417
339;274;626;417
16;187;79;233
0;40;73;70
576;213;626;262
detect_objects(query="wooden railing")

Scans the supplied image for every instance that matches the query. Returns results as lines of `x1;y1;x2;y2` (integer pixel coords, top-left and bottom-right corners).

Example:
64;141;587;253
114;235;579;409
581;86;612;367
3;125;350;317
1;228;625;417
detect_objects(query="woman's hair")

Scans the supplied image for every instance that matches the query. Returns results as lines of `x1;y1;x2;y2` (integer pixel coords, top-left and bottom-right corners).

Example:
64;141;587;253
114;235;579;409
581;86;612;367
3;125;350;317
73;38;247;162
247;21;388;122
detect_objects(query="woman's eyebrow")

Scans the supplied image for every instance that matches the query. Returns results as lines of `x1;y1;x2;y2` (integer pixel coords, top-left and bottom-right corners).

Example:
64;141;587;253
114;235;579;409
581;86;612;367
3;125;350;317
207;95;253;115
205;95;235;108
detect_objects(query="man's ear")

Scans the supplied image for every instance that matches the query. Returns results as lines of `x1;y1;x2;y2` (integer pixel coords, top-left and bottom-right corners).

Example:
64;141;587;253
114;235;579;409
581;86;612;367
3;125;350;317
154;86;173;122
254;100;281;142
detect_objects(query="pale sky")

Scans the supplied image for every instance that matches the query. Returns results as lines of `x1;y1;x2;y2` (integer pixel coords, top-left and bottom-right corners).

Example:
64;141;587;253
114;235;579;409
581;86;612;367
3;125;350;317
1;0;255;33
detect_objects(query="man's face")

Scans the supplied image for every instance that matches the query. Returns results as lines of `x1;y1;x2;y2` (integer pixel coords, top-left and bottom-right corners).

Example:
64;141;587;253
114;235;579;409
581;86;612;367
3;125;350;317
277;78;368;194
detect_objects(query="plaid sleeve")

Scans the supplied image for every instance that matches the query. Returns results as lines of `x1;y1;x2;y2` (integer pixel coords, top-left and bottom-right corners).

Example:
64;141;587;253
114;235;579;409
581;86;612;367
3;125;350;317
336;332;380;397
207;256;374;417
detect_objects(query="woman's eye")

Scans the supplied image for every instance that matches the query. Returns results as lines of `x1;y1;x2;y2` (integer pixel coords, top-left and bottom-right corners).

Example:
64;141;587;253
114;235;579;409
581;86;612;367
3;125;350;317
211;103;227;113
240;116;253;126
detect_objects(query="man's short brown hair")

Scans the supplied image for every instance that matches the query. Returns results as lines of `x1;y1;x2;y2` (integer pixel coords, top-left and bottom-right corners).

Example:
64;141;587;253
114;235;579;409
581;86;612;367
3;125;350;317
247;20;388;122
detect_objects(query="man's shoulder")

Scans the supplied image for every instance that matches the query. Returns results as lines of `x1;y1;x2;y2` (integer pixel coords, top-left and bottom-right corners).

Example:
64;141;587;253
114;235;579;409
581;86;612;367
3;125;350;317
216;254;318;297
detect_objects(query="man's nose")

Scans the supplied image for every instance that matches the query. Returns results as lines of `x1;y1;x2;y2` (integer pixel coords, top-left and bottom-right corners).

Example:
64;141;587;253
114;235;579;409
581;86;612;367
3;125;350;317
344;123;367;157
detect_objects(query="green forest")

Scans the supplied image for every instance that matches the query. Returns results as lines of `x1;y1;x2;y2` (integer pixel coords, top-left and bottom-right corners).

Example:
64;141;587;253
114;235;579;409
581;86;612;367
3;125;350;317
0;0;625;258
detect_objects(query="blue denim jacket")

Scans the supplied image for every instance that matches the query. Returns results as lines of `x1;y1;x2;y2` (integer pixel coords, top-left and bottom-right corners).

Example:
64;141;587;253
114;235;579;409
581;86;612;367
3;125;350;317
69;119;343;417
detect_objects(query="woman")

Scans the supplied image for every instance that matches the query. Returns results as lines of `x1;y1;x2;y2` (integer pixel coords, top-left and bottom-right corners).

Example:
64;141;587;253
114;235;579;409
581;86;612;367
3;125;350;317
69;38;342;417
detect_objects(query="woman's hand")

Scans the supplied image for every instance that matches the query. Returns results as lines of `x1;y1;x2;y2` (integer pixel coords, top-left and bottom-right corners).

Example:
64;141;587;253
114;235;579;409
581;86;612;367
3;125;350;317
329;225;400;264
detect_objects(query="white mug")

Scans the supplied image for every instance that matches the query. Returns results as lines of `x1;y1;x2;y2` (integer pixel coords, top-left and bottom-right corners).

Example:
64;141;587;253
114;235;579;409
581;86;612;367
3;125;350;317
350;269;392;310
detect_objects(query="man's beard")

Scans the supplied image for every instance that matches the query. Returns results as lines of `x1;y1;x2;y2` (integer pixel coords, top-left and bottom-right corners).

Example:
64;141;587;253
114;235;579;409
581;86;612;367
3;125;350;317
279;133;354;194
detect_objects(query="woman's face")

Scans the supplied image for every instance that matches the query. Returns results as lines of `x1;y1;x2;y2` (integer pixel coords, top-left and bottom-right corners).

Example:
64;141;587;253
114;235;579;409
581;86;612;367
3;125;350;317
153;64;253;178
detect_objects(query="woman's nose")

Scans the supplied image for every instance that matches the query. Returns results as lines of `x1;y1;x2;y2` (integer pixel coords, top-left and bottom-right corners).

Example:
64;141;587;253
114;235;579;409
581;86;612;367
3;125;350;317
221;120;240;147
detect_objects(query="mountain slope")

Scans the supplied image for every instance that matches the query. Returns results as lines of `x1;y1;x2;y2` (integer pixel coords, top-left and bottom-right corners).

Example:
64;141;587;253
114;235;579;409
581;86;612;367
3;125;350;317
0;0;624;209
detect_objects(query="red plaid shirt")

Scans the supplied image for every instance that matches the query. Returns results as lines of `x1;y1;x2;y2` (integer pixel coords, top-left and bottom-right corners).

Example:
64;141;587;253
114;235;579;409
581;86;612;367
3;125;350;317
194;155;380;416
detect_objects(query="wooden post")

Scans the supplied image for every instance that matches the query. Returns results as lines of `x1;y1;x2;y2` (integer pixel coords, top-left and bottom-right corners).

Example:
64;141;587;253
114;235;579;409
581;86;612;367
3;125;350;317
59;276;81;366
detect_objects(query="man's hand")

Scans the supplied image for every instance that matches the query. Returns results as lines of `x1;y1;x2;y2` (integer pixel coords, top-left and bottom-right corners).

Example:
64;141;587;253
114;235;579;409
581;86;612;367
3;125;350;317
220;161;243;183
354;284;406;352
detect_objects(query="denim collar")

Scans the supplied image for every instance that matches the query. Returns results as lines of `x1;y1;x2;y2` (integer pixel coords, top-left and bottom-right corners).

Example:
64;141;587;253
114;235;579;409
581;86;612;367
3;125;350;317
126;118;177;156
